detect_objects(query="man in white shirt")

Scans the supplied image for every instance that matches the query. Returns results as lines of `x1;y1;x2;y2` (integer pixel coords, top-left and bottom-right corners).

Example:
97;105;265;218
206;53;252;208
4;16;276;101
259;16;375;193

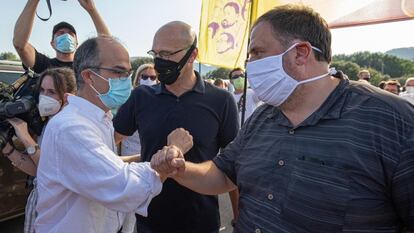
400;77;414;105
229;67;262;123
35;36;192;233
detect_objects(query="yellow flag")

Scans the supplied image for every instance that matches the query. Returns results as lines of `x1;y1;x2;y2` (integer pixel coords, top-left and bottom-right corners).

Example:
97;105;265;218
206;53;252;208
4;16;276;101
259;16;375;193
198;0;414;69
198;0;254;69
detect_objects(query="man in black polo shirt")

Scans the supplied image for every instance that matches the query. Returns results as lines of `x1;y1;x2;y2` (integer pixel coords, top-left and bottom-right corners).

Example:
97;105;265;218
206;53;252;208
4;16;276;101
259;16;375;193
151;5;414;233
13;0;110;73
113;21;239;233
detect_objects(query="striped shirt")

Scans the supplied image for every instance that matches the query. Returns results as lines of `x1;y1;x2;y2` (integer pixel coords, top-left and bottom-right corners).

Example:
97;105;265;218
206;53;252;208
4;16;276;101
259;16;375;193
213;78;414;233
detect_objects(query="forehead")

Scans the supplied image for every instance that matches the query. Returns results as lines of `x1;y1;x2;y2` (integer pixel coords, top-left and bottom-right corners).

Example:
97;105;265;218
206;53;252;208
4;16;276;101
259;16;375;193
385;83;398;89
54;28;75;37
41;75;55;88
141;67;156;75
231;70;244;76
249;22;284;53
406;80;414;86
99;40;131;69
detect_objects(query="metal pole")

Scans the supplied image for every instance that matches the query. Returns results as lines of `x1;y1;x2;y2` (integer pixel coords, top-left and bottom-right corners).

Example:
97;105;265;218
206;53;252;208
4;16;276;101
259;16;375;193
240;0;255;126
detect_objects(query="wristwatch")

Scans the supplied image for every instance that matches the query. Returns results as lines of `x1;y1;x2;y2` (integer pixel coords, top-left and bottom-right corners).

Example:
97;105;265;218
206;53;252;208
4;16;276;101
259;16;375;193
25;144;39;156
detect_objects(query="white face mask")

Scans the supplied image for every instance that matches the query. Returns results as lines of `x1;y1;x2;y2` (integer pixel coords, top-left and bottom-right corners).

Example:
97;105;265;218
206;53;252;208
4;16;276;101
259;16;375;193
140;79;157;86
406;86;414;93
246;43;329;106
38;94;61;117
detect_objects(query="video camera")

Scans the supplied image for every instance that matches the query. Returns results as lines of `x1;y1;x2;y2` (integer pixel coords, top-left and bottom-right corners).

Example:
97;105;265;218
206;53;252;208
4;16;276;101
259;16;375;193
0;70;45;149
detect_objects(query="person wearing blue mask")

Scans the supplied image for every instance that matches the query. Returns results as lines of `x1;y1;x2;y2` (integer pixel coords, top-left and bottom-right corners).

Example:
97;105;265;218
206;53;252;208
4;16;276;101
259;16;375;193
34;36;193;233
151;4;414;233
13;0;110;74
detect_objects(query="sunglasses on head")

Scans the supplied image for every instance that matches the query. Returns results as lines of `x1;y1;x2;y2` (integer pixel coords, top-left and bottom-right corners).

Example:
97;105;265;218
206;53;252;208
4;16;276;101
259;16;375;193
141;74;157;81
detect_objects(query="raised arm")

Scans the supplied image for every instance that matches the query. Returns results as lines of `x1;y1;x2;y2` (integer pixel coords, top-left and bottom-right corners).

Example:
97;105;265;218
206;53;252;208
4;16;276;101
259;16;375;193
78;0;111;36
13;0;39;68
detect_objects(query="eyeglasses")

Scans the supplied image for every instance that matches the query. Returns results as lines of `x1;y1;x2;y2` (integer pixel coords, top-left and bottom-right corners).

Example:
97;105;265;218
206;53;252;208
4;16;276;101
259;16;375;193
147;46;190;59
88;66;133;79
141;74;157;81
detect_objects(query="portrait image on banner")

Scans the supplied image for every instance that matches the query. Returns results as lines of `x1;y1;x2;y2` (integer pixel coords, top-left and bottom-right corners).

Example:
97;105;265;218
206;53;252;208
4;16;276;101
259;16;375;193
199;0;253;69
199;0;414;69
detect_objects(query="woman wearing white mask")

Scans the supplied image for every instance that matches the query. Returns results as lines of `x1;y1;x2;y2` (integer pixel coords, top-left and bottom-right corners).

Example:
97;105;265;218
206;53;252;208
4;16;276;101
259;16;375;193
133;63;158;87
121;63;158;158
1;67;77;233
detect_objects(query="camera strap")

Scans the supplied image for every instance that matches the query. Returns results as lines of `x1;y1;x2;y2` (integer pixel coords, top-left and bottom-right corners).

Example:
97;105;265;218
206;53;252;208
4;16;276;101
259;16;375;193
36;0;68;21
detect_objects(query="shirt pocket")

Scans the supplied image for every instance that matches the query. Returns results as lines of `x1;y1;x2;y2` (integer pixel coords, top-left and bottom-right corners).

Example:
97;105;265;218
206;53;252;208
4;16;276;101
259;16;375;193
280;157;350;233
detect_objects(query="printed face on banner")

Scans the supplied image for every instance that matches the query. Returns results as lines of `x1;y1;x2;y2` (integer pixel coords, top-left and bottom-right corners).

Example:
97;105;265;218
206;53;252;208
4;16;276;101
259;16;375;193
205;0;251;66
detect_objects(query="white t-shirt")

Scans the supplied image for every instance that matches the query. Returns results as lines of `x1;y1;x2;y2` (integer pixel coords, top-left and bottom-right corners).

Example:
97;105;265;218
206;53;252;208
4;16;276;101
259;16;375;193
232;88;262;123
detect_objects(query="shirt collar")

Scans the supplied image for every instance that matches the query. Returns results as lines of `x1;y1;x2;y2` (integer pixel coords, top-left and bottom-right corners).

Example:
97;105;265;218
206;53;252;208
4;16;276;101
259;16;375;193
154;71;205;95
270;77;349;127
68;96;109;122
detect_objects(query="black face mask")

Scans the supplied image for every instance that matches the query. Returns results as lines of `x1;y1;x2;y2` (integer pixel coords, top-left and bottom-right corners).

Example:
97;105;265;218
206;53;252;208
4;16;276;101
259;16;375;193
154;39;197;85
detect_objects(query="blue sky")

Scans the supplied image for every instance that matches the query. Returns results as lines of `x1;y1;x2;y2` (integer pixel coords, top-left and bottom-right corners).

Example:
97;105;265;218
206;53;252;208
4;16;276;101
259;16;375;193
1;0;413;59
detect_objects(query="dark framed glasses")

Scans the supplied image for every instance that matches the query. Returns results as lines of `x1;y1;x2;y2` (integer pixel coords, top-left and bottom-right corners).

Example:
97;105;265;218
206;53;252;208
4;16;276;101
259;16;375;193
88;66;133;78
141;74;157;81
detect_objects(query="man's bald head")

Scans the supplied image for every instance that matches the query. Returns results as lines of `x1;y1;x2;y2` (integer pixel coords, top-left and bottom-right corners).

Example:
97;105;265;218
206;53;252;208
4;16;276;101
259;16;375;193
154;21;196;49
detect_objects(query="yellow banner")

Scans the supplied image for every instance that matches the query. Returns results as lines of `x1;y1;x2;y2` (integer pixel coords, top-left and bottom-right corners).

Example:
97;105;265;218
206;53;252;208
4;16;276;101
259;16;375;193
198;0;414;68
198;0;253;69
252;0;414;28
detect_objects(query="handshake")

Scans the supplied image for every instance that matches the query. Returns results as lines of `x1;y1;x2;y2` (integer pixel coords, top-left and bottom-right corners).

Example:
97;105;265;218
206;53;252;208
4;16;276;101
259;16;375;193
150;128;193;181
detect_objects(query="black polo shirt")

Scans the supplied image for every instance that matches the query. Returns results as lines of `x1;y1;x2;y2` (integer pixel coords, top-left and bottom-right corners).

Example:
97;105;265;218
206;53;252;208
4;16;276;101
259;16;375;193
113;72;239;233
214;78;414;233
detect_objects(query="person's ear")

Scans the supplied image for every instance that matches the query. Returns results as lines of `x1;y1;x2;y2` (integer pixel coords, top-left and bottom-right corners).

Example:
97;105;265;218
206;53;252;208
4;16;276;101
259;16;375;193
81;69;94;86
188;48;198;64
294;43;312;66
51;39;56;50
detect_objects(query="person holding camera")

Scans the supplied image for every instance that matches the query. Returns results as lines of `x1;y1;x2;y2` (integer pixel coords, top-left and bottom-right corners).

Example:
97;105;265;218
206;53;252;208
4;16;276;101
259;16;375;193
13;0;110;73
1;67;77;233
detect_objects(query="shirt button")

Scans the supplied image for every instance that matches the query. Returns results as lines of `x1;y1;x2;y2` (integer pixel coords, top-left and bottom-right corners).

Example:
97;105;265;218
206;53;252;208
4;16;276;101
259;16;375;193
255;228;261;233
267;194;274;200
278;160;285;166
289;129;295;134
176;98;180;102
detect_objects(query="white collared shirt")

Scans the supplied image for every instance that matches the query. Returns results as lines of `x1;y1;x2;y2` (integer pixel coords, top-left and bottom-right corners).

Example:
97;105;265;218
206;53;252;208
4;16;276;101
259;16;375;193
35;96;162;233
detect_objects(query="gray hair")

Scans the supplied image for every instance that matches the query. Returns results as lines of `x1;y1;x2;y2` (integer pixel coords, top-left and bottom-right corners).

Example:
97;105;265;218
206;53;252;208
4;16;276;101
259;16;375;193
73;37;100;90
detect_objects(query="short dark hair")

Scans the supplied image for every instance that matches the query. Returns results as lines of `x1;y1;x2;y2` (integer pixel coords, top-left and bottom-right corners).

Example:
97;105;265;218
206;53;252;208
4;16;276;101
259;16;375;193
253;4;332;63
229;67;244;79
52;21;76;39
73;37;100;90
40;68;77;101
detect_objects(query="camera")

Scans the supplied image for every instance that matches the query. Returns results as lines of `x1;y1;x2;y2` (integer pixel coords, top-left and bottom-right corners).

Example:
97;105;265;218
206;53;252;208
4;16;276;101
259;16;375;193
0;69;45;149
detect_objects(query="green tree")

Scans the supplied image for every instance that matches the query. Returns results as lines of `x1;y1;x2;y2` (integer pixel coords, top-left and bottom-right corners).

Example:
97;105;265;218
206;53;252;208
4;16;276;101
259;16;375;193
205;67;231;80
330;60;361;80
0;52;20;61
365;67;383;86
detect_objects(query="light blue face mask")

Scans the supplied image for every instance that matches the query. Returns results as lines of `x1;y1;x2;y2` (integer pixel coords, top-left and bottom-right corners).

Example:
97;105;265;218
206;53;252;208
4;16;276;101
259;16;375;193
89;70;133;109
54;33;77;53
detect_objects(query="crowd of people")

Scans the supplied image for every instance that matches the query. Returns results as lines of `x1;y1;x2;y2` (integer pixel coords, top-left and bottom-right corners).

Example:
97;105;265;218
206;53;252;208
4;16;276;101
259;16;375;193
1;1;413;233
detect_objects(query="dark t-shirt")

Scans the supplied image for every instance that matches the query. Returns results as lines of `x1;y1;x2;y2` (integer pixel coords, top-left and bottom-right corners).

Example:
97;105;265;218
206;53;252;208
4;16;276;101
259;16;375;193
30;50;73;73
113;73;239;233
